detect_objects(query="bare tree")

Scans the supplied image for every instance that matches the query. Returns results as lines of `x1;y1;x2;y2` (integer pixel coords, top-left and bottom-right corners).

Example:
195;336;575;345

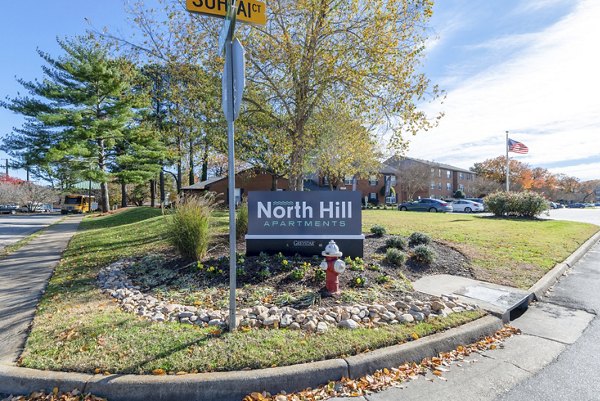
397;163;431;201
1;181;57;209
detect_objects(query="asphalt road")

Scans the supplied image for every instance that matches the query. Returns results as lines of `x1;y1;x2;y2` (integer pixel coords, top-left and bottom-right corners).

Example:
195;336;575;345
0;214;63;251
331;207;600;401
542;207;600;226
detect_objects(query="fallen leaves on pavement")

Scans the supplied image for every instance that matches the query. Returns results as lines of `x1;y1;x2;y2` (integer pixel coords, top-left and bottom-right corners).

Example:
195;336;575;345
243;325;521;401
1;388;106;401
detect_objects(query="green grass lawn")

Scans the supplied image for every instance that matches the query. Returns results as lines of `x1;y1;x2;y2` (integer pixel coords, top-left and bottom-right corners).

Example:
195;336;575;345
363;210;599;288
21;207;482;374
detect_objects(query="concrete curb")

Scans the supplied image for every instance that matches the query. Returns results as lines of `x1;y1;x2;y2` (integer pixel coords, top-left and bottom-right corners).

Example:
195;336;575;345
0;316;503;401
529;230;600;300
345;315;502;379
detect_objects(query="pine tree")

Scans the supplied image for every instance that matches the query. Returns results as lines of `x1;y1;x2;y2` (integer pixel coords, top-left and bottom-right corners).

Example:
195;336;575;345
1;36;144;212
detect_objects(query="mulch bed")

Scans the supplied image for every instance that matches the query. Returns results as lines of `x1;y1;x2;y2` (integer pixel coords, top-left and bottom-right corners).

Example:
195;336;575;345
122;232;474;310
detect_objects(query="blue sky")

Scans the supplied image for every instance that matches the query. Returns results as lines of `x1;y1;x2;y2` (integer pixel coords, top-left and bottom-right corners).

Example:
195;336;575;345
1;0;598;182
409;0;599;181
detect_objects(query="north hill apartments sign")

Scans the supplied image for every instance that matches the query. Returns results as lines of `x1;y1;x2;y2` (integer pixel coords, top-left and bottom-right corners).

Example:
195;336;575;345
246;191;365;258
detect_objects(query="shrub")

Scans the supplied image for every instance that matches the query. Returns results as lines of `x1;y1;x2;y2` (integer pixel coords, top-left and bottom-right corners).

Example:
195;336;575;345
370;224;386;237
314;268;326;282
486;191;548;218
366;262;382;272
166;194;214;261
344;256;364;271
280;259;292;272
376;274;391;284
412;245;435;264
349;274;368;288
236;202;248;239
386;248;407;266
385;236;406;250
408;232;431;247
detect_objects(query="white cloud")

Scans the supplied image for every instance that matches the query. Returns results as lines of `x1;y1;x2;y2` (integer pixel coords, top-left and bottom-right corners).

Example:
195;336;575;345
408;0;600;181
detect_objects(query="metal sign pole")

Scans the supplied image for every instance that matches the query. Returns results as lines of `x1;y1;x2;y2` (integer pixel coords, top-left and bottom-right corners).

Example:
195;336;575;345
225;17;237;332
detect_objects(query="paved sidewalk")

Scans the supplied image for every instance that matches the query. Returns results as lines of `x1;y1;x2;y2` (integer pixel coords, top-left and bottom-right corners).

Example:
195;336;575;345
0;216;83;364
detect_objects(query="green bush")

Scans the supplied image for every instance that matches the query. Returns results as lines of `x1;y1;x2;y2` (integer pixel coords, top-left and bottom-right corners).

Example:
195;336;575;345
385;236;406;250
314;268;326;282
349;274;368;288
486;191;548;218
344;256;364;271
412;245;435;264
408;232;431;247
166;194;214;261
370;224;386;237
386;248;407;266
236;202;248;239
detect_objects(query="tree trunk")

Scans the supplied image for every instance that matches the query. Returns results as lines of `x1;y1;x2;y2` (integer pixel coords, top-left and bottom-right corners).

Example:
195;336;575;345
201;140;209;182
159;169;165;205
188;138;195;186
177;161;182;193
121;181;127;208
150;179;156;207
97;138;110;212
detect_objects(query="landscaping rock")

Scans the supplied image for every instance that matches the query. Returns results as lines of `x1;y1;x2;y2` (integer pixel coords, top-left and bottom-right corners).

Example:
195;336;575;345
339;319;359;329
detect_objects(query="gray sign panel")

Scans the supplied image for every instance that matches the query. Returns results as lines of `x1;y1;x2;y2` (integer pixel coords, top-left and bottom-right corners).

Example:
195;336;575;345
247;191;362;236
246;191;364;257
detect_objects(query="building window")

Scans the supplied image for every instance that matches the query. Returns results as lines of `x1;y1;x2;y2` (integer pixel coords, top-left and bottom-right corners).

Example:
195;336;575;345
323;177;329;186
438;169;441;178
446;170;451;179
446;182;452;191
438;182;442;190
369;175;378;186
369;192;377;200
390;175;397;186
459;172;464;180
430;181;435;190
459;184;464;191
344;175;353;185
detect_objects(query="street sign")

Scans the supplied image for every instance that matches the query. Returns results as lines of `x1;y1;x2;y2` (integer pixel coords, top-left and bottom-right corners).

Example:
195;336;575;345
186;0;266;25
222;38;245;122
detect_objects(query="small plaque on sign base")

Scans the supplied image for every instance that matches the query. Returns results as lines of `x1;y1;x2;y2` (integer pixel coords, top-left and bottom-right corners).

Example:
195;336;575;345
246;237;364;258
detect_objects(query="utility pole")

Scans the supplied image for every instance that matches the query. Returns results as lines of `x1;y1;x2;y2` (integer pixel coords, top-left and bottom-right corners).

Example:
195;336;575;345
505;131;510;192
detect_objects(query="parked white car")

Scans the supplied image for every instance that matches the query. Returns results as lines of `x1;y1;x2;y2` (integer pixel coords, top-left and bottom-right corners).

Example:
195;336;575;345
451;199;484;213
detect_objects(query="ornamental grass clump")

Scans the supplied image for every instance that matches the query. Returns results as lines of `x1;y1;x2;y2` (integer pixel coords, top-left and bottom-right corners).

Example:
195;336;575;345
166;194;214;261
370;224;387;237
408;231;431;247
412;244;435;264
386;247;407;266
236;202;248;239
385;236;406;250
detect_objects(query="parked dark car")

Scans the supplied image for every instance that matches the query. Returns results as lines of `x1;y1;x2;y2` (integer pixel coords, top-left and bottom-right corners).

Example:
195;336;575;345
398;198;453;213
568;203;586;208
0;204;18;214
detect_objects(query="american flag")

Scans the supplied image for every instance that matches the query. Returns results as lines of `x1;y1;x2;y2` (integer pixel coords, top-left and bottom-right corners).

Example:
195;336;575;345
508;138;528;154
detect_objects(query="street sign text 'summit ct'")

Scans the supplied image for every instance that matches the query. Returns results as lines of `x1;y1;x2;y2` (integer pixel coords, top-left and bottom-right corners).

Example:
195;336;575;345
246;191;365;258
186;0;266;25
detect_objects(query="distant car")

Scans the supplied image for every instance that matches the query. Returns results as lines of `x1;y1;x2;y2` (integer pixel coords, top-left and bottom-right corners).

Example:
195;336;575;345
451;199;484;213
398;198;453;213
595;203;600;207
548;201;559;209
568;203;586;208
465;198;487;210
0;204;18;214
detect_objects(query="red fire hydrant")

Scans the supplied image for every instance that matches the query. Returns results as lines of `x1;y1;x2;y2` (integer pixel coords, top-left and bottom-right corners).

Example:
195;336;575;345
320;240;346;294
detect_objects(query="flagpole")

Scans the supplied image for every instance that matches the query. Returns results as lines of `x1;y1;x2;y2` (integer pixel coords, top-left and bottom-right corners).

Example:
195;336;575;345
505;131;509;192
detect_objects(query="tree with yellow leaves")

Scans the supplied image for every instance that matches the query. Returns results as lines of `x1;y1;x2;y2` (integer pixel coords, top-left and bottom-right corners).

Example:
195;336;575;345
242;0;443;190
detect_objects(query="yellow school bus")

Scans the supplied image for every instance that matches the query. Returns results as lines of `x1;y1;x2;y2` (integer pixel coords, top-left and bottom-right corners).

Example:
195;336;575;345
61;194;95;214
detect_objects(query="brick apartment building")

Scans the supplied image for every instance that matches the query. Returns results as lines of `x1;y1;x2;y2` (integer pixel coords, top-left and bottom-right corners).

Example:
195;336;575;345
182;157;475;206
182;167;289;205
308;156;477;204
